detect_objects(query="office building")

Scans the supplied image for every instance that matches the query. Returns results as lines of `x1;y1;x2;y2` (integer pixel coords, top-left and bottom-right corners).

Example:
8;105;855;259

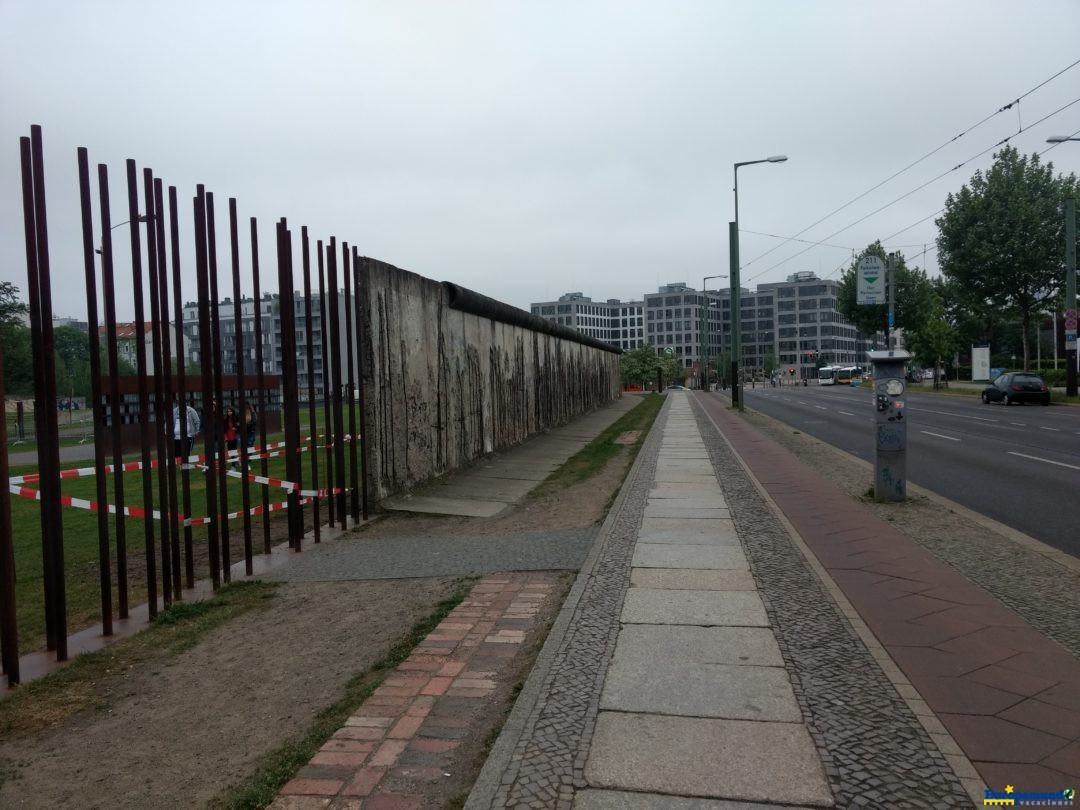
530;292;645;350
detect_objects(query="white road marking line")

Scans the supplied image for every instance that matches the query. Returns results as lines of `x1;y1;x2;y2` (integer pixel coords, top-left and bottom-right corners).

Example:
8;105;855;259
921;431;960;442
838;410;854;416
1040;426;1061;432
1011;422;1026;426
1007;452;1080;471
796;400;808;405
815;405;827;410
911;407;998;423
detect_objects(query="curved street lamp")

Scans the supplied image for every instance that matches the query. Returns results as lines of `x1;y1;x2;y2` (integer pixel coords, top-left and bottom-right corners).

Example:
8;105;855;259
731;155;787;409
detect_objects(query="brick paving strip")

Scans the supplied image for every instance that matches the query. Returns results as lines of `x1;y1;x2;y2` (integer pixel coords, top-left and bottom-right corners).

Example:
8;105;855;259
270;572;558;810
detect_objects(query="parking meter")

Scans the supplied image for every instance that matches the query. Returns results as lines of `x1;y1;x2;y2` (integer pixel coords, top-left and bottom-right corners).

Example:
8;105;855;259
868;350;911;502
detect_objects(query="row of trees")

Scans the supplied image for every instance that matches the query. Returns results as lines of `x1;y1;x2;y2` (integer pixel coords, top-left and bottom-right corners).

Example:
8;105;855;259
838;146;1078;373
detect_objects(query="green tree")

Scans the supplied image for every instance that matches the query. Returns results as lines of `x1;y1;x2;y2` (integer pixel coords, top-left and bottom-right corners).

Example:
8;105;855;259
837;242;937;342
1;282;32;396
936;146;1078;369
620;344;660;387
906;297;958;380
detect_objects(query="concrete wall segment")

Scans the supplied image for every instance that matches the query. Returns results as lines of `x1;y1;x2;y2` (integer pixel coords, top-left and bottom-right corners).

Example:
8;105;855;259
357;257;621;500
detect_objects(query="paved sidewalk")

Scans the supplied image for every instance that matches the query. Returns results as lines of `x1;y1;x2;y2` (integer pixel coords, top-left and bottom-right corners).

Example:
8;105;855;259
467;392;988;808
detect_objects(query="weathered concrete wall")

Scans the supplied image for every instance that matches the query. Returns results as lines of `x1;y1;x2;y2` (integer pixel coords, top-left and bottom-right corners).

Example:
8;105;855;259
358;257;622;500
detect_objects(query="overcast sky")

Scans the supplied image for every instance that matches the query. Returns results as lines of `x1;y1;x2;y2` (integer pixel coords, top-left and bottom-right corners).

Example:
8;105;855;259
3;0;1079;323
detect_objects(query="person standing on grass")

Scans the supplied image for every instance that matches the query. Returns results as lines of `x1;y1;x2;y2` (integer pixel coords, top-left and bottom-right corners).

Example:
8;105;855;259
243;401;257;452
172;398;201;460
223;405;241;469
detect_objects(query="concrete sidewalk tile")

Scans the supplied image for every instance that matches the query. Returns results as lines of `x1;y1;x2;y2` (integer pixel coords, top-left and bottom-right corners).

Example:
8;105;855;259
601;655;800;722
632;543;749;571
1041;741;1080;779
637;526;740;546
999;698;1080;740
584;712;832;806
622;588;768;627
630;568;756;591
643;507;731;520
268;797;332;810
612;624;783;666
573;788;807;808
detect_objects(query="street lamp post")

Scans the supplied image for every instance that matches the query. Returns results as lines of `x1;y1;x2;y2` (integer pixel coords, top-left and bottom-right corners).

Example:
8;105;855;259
701;274;726;391
1049;138;1077;396
731;155;787;409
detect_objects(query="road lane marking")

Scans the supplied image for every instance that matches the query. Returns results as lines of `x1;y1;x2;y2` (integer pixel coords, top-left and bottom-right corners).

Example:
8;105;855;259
1007;452;1080;471
796;400;808;405
1040;427;1061;432
815;405;827;410
921;431;960;442
910;407;998;423
1011;422;1026;426
838;410;854;416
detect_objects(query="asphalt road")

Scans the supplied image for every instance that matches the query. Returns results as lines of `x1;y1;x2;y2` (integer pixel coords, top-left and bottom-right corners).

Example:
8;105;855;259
739;382;1080;558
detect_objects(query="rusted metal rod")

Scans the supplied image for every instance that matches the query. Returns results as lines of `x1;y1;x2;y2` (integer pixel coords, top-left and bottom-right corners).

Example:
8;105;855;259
97;164;129;618
343;243;359;525
352;247;370;521
207;192;230;582
327;238;346;528
77;147;112;635
169;185;195;589
229;199;253;574
318;241;334;528
249;217;271;554
0;335;19;685
301;227;321;542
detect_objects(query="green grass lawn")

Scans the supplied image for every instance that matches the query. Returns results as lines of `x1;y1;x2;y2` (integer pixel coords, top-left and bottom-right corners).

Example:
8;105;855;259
5;426;349;655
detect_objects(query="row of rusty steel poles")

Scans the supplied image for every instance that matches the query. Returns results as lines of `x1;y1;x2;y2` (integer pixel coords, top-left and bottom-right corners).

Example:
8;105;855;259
3;127;372;685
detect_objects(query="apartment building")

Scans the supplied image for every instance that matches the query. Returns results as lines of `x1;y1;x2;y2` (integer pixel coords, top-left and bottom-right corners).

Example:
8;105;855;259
182;292;353;398
534;272;871;380
530;292;645;350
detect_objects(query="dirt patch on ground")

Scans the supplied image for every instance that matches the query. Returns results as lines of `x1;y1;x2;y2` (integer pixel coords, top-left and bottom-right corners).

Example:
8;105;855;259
0;578;458;808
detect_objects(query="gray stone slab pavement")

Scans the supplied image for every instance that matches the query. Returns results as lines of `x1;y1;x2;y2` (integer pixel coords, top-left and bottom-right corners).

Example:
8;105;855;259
575;791;817;810
585;712;833;807
621;587;769;627
631;543;749;570
629;568;756;591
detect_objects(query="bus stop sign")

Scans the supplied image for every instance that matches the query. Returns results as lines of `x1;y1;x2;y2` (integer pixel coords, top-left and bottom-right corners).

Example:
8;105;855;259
857;256;886;305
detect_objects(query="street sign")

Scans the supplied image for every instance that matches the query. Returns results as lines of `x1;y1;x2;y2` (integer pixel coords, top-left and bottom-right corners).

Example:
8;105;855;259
857;256;886;305
1066;307;1077;337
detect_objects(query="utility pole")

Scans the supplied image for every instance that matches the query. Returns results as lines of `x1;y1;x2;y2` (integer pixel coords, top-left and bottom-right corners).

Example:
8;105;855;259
887;253;896;351
1065;197;1077;397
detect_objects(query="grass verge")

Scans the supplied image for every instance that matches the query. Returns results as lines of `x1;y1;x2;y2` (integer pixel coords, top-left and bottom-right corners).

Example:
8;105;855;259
0;580;278;738
532;393;664;496
211;577;475;810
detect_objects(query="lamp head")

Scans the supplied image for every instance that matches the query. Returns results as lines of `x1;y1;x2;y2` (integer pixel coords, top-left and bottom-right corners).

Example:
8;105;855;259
1046;136;1080;143
767;155;788;163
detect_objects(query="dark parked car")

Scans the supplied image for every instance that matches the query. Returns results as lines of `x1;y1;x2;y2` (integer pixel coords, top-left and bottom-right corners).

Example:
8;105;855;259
981;372;1050;406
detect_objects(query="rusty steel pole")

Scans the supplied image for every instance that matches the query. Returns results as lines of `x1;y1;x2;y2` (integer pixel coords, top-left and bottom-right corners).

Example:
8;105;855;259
318;241;334;528
343;243;359;524
352;248;370;521
301;227;321;542
24;129;67;657
125;160;158;618
327;238;346;528
229;199;253;574
249;217;271;554
77;148;112;635
277;220;303;549
0;333;19;685
97;164;129;618
169;186;195;589
142;169;172;608
207;193;230;582
194;187;221;589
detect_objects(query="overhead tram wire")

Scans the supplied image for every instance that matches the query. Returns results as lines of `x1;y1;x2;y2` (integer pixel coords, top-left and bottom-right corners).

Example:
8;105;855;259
819;122;1080;282
743;95;1080;286
738;58;1080;273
